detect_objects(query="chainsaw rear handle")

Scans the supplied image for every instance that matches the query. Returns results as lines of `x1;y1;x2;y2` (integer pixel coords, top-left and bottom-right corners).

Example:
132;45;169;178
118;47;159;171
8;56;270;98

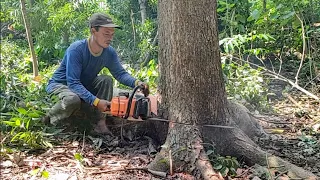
124;85;143;119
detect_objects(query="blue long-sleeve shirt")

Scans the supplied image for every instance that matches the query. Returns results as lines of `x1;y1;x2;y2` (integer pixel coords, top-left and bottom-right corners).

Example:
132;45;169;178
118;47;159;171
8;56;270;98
46;39;136;105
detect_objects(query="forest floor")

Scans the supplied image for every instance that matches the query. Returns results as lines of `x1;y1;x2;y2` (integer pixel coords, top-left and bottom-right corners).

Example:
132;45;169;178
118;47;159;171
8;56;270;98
1;87;319;180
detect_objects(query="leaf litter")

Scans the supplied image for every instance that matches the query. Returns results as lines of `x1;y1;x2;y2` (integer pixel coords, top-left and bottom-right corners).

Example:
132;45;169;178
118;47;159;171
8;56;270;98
0;90;319;179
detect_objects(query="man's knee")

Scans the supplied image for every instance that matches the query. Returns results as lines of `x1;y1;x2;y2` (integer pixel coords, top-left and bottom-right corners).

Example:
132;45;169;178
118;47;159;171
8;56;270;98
62;94;81;109
98;75;113;85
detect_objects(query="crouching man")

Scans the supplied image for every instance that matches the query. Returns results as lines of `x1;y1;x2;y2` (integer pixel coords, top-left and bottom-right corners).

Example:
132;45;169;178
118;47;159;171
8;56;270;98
43;13;149;133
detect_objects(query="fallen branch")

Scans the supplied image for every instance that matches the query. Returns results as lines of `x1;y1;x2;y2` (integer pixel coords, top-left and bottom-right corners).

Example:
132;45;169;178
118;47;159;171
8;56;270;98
230;56;320;101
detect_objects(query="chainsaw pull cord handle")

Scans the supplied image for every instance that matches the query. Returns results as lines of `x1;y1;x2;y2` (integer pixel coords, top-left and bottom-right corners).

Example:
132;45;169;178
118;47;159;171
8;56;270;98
124;85;140;119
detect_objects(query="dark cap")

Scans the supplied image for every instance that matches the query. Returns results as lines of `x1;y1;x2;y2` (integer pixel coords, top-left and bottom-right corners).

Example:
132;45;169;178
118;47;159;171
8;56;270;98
89;13;120;29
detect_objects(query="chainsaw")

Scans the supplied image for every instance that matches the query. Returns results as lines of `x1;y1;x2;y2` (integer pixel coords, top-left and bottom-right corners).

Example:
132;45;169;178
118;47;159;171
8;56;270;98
104;85;158;121
104;86;234;129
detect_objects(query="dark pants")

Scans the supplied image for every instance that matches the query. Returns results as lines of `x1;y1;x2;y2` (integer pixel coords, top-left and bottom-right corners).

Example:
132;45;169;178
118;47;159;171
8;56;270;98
47;75;113;125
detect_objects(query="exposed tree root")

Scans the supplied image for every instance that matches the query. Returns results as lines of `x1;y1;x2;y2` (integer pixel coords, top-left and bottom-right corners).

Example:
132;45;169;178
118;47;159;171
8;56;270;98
147;101;318;179
196;151;224;180
205;128;318;179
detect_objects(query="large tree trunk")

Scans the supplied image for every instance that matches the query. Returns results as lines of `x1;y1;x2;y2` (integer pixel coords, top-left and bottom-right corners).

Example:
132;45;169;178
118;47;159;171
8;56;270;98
20;0;39;77
149;0;226;175
146;0;318;179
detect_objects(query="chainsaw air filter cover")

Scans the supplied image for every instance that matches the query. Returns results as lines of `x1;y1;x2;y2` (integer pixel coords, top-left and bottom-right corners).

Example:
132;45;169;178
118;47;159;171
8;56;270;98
133;95;150;120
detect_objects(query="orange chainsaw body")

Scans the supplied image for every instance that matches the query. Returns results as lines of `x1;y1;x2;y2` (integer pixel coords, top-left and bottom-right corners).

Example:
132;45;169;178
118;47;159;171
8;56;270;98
109;94;158;119
110;96;136;117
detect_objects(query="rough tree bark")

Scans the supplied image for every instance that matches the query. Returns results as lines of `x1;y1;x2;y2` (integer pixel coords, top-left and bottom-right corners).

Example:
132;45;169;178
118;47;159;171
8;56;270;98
145;0;318;179
20;0;39;77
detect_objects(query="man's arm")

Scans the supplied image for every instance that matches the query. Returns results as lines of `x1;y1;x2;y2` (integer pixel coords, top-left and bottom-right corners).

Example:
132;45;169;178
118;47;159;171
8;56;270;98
106;48;137;88
66;50;98;105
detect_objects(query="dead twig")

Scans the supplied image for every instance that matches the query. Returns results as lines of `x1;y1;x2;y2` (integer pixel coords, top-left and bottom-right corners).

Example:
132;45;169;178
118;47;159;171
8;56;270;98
148;169;167;178
235;166;254;178
89;167;148;175
294;13;306;85
304;74;320;88
81;131;86;153
274;170;289;179
283;93;303;109
248;113;292;124
169;149;173;175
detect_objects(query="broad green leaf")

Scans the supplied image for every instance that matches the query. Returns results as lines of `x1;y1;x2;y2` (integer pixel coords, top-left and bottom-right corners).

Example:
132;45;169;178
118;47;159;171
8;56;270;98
251;9;260;21
26;120;30;130
238;35;245;42
213;163;222;170
230;167;237;176
3;121;16;127
19;132;27;139
30;168;40;176
41;170;49;178
276;4;284;9
206;149;214;156
220;167;229;177
11;132;23;142
27;112;41;118
74;153;83;161
260;34;269;40
280;11;295;20
217;7;226;12
16;108;27;115
270;14;279;20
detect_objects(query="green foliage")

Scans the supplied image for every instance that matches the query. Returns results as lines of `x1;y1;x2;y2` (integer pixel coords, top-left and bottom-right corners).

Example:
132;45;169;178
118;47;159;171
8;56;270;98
1;40;56;149
219;33;275;55
223;61;269;111
74;152;84;163
129;59;159;93
2;107;52;148
206;149;240;177
217;0;320;86
0;76;54;149
0;40;30;74
30;168;50;179
100;59;159;94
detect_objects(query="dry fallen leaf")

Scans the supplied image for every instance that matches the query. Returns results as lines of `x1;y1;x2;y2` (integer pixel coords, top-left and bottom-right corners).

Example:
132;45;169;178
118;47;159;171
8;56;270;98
33;75;42;82
265;128;285;134
1;160;14;167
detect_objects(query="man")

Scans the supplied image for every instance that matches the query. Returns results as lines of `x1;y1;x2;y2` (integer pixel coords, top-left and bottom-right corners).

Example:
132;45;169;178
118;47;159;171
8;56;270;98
43;13;149;133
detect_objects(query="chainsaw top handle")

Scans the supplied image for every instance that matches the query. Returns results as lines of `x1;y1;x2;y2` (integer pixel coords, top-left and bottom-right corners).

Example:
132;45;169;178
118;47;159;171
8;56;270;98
124;85;142;119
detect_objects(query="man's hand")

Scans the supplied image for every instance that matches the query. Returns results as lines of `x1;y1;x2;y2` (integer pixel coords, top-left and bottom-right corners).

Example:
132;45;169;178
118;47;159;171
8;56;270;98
137;81;150;97
96;99;111;112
